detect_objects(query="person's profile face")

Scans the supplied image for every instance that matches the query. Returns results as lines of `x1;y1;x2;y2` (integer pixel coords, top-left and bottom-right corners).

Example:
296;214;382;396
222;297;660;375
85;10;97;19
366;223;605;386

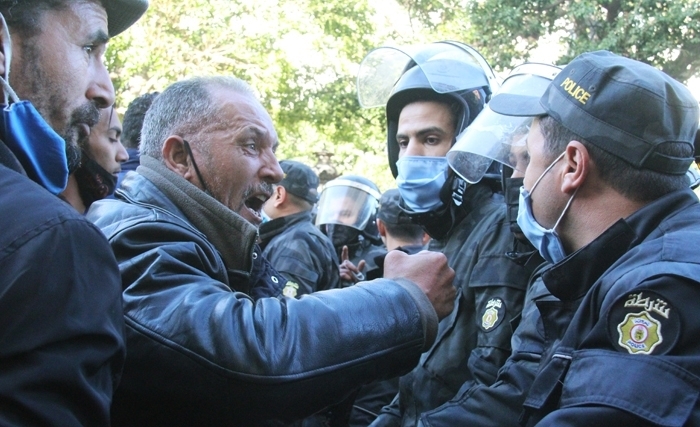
396;100;456;159
190;89;284;226
8;2;115;170
86;107;127;174
508;135;530;179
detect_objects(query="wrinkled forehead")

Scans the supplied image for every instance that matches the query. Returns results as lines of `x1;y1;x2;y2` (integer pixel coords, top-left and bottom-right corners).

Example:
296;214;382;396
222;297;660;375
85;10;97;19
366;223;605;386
209;90;278;144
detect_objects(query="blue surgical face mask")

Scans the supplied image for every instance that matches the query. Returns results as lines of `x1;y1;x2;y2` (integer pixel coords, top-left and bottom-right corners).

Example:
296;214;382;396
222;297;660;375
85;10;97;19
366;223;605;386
395;156;448;213
260;208;272;223
0;15;68;195
517;152;576;264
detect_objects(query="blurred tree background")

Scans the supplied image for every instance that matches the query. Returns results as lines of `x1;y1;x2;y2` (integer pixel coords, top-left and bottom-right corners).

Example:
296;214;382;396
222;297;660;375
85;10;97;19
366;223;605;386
107;0;700;191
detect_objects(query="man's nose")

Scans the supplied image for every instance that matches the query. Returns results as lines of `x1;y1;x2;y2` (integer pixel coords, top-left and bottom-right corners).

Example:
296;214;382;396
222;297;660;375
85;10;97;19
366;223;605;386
88;60;115;109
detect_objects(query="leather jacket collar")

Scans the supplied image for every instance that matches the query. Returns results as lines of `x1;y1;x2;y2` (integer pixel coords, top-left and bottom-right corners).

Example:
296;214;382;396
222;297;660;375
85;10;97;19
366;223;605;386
124;155;258;274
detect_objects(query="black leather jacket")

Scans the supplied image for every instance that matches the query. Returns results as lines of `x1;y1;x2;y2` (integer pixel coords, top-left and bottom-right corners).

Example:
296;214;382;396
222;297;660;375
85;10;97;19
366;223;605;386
87;166;439;427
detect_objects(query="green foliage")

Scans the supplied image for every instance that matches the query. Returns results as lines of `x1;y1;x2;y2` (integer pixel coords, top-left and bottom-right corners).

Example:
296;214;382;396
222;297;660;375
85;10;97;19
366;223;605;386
463;0;700;81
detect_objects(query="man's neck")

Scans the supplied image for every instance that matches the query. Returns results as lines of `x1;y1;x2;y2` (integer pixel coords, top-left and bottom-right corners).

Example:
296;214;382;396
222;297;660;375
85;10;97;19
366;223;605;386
563;185;647;254
385;235;423;252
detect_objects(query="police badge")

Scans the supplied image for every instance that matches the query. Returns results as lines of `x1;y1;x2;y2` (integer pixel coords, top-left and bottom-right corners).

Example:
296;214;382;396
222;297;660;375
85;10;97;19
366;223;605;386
480;297;506;332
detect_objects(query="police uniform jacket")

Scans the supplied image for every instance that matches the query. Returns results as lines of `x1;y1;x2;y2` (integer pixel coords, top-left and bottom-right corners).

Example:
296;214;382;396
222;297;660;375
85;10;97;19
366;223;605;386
259;210;340;296
0;141;125;426
522;188;700;426
372;183;537;427
87;156;440;427
420;187;700;427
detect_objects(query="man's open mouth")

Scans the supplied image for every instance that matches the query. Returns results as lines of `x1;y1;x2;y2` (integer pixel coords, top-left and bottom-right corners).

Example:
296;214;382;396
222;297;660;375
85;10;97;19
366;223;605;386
244;194;269;219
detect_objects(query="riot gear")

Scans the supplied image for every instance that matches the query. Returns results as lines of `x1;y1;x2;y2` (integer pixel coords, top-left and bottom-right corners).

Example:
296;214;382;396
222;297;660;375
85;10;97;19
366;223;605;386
357;41;499;239
446;62;562;238
315;175;384;265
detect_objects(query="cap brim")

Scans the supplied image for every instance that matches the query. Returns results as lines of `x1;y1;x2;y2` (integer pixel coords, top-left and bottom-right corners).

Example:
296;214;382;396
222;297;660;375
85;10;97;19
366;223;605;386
488;93;547;117
106;0;149;36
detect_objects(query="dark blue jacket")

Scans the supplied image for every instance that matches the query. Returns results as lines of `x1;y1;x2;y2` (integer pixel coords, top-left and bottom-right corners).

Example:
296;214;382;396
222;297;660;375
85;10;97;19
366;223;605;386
524;188;700;427
0;141;125;426
420;188;700;427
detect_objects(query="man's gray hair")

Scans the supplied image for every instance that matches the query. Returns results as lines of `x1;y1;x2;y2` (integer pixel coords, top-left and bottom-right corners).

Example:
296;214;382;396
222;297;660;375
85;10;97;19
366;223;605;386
140;76;256;160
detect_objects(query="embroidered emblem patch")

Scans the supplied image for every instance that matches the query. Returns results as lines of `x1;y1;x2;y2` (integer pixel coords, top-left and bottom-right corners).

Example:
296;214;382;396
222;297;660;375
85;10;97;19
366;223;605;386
282;281;299;298
480;298;506;332
607;290;680;356
617;311;662;355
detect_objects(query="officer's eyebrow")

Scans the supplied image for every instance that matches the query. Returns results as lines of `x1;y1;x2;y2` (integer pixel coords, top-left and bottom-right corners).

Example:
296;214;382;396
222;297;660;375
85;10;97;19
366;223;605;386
396;126;449;140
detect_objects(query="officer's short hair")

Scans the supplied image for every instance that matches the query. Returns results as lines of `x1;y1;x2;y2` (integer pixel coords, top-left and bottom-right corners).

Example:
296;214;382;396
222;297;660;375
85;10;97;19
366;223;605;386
538;115;691;203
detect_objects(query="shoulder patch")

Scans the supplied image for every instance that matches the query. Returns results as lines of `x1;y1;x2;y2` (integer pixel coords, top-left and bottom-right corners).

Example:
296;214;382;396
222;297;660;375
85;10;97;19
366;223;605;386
282;281;299;298
480;297;506;332
607;290;680;355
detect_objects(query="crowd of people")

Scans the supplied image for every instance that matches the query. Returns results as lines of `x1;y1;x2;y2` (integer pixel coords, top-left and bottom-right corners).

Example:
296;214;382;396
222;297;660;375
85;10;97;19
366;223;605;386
2;1;700;426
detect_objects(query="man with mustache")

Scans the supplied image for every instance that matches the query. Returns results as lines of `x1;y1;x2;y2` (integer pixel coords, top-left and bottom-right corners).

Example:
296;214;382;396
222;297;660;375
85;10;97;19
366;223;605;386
87;75;457;426
0;0;147;425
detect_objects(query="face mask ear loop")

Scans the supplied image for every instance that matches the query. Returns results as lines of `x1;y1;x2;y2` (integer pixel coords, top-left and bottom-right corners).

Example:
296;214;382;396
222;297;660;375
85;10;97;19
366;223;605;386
530;151;566;194
550;186;579;232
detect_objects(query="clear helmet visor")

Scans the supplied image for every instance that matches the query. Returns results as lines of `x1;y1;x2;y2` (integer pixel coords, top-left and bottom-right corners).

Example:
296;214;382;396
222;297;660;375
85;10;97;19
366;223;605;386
446;63;562;183
315;181;380;231
357;41;499;108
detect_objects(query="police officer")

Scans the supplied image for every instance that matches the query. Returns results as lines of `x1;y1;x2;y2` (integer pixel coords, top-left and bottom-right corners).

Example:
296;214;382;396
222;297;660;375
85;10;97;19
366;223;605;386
259;160;340;297
358;42;543;427
315;174;386;280
422;51;700;427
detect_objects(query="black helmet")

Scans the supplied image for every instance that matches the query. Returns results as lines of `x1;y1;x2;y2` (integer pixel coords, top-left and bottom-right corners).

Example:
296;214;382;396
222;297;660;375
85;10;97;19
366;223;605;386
315;175;382;247
357;41;499;177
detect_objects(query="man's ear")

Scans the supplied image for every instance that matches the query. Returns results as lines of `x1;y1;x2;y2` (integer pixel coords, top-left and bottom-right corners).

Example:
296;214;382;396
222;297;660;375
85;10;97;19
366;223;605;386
162;136;192;179
561;141;590;194
376;218;387;237
273;185;286;208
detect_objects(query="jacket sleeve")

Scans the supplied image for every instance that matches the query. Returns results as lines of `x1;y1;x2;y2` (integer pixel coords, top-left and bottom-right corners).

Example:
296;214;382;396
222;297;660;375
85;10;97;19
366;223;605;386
109;219;438;423
0;215;125;427
264;231;336;296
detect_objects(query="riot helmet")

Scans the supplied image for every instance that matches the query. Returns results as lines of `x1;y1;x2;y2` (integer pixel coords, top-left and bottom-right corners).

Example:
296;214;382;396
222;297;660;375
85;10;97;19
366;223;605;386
357;41;500;178
447;63;562;236
315;175;382;249
447;62;562;182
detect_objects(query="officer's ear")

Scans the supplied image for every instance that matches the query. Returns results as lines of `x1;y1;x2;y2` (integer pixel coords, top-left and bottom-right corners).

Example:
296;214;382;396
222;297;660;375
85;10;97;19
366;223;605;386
561;141;590;194
376;218;387;237
273;185;286;208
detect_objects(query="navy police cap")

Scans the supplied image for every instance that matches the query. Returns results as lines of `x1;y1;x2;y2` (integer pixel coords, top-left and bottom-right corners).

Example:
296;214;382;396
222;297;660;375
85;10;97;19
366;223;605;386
489;51;699;175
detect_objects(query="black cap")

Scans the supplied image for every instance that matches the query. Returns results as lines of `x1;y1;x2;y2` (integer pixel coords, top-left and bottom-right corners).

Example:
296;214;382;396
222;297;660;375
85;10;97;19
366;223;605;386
377;188;411;225
489;50;699;175
105;0;149;36
279;160;319;204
